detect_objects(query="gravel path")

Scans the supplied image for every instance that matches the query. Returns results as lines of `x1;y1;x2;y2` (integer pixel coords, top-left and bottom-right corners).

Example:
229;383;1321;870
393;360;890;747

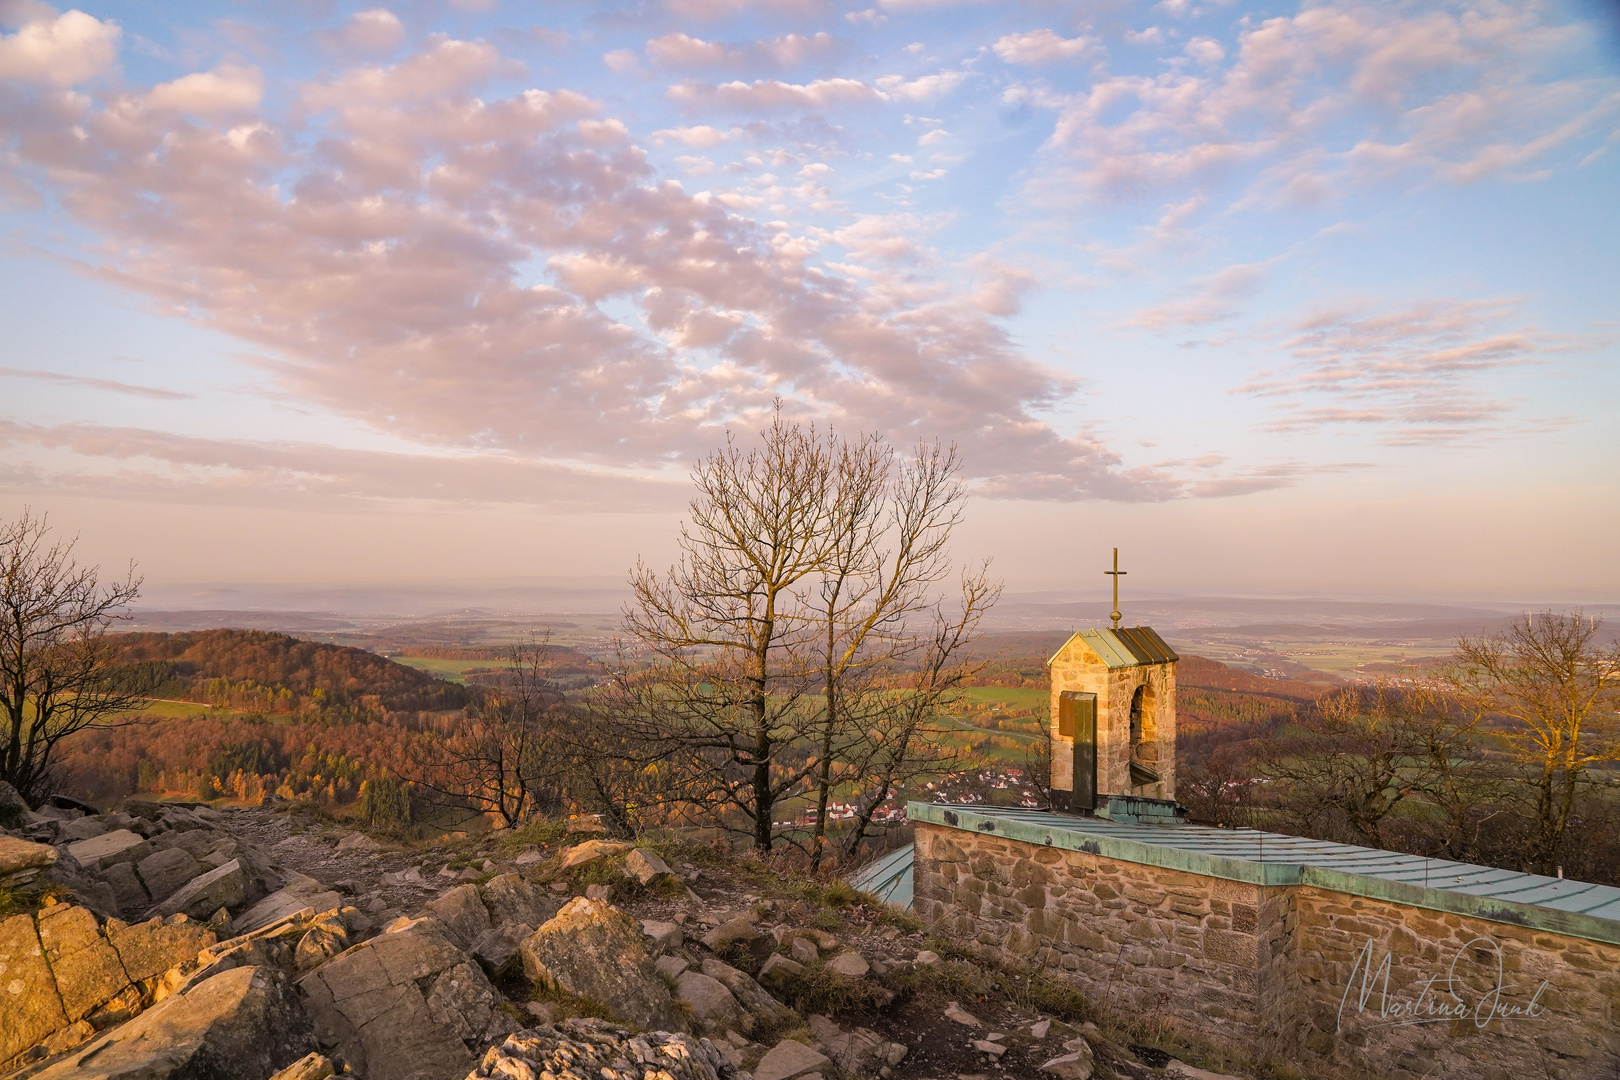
219;805;454;919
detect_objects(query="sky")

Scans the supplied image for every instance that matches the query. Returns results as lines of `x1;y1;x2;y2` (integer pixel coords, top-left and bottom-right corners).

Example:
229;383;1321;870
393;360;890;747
0;0;1616;601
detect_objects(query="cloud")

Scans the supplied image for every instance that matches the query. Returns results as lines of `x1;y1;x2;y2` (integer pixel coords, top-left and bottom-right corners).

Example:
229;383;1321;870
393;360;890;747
0;366;193;400
875;69;969;102
645;31;837;72
669;76;883;111
0;7;119;87
1033;1;1619;205
1130;262;1265;329
1235;298;1568;443
146;64;264;113
993;29;1095;66
652;124;738;148
0;420;683;511
0;36;1177;503
317;9;406;59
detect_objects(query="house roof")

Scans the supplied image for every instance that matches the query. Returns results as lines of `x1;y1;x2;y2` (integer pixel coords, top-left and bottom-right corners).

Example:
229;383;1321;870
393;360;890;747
1047;626;1180;669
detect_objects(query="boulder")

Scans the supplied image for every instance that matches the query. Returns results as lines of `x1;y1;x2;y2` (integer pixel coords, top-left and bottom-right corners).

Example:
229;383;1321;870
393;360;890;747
138;846;206;904
825;951;869;978
0;835;58;886
469;921;534;971
642;919;683;954
700;958;792;1025
32;965;315;1080
676;970;746;1033
757;953;804;992
557;839;631;869
467;1018;742;1080
153;829;215;861
519;897;686;1032
98;861;151;917
655;954;690;981
57;817;109;842
480;873;556;928
790;937;818;964
625;848;677;886
701;916;756;952
232;873;343;936
424;960;516;1045
297;916;496;1080
294;915;350;972
0;912;70;1065
154;858;247;919
425;883;491;948
754;1039;830;1080
66;829;150;872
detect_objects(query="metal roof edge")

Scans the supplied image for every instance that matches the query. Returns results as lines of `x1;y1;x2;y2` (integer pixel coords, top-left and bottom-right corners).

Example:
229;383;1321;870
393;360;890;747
1046;631;1082;668
908;803;1620;948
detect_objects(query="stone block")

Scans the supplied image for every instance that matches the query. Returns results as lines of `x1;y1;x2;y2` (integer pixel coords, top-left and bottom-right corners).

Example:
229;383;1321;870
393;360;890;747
755;1039;830;1080
0;912;69;1063
107;914;218;982
137;846;205;905
424;884;491;949
677;970;745;1032
154;859;247;920
66;829;150;872
36;904;133;1023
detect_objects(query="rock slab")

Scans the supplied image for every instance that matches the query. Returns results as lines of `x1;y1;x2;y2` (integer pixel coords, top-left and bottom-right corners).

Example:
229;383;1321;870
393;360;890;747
519;897;686;1033
468;1018;742;1080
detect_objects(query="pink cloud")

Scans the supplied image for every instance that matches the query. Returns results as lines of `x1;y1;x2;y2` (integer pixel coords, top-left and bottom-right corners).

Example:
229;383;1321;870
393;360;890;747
0;36;1183;502
0;7;119;87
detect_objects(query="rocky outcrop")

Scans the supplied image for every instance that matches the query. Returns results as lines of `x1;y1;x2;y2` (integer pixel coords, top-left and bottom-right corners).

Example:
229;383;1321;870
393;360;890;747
0;838;57;888
519;897;686;1033
466;1019;742;1080
31;965;315;1080
0;903;219;1071
297;915;516;1080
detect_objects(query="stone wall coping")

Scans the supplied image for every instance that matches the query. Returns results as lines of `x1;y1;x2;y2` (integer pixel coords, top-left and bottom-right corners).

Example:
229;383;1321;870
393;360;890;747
908;802;1620;947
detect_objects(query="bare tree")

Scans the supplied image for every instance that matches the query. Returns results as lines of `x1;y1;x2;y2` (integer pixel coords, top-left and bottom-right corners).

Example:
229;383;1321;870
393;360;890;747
839;569;999;860
1255;684;1445;848
806;439;976;870
0;511;144;804
620;407;838;851
407;636;567;828
1447;612;1620;874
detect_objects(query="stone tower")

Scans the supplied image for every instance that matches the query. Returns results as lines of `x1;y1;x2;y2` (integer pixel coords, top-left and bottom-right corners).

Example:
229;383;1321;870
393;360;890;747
1046;626;1178;813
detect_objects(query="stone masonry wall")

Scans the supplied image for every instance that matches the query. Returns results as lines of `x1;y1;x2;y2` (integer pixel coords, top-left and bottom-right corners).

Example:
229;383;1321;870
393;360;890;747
913;822;1620;1080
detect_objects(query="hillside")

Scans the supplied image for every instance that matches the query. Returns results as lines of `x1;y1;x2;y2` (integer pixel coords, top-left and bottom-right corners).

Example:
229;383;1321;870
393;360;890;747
106;629;469;714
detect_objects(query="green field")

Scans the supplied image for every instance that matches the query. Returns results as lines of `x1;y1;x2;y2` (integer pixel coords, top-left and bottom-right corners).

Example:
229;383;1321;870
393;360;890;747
389;657;500;683
957;686;1047;709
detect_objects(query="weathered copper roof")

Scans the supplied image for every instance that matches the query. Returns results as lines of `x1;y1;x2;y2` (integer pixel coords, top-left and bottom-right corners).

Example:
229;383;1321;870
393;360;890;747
1047;626;1180;669
908;803;1620;945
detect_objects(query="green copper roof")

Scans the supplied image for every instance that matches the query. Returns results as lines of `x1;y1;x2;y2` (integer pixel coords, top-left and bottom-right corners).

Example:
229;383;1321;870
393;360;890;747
1047;626;1179;669
848;844;915;909
908;802;1620;946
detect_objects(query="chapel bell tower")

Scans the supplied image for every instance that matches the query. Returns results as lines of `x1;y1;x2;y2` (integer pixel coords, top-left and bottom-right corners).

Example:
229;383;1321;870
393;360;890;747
1046;549;1180;814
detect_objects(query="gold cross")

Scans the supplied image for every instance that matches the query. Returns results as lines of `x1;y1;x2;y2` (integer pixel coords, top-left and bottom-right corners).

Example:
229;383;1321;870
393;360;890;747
1104;547;1126;629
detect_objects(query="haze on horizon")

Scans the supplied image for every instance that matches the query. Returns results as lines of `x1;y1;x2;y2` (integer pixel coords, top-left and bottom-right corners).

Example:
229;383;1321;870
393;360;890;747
1;0;1615;601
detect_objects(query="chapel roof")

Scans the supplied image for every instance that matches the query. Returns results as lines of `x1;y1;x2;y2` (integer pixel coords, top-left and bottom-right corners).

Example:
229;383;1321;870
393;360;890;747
1047;626;1179;669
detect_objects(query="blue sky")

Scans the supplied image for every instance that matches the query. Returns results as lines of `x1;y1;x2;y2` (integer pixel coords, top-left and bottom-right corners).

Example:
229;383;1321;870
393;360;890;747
0;0;1615;597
